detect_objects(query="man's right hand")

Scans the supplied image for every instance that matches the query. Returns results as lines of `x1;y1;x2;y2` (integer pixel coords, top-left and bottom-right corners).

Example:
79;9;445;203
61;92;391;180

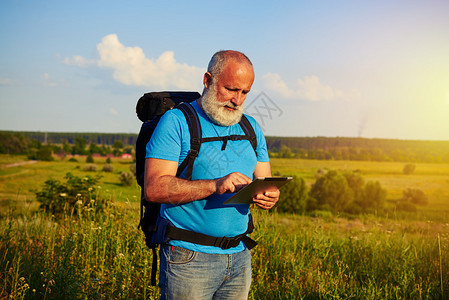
215;172;252;195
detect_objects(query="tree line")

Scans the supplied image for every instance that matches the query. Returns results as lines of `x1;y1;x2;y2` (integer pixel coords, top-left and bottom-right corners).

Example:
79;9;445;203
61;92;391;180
268;137;449;163
1;131;449;163
0;131;133;160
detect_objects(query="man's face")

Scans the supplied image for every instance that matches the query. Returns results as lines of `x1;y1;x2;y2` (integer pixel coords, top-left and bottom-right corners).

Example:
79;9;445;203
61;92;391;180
201;60;255;126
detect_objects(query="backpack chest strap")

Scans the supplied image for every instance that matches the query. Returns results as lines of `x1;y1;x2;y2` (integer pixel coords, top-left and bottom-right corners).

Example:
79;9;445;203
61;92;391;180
202;135;252;151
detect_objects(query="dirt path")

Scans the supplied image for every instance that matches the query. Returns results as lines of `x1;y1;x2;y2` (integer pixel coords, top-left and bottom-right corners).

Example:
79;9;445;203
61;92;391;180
2;160;38;168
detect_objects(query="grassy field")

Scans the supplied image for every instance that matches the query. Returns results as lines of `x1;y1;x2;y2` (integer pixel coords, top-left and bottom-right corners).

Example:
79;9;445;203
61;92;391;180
271;158;449;211
1;155;448;299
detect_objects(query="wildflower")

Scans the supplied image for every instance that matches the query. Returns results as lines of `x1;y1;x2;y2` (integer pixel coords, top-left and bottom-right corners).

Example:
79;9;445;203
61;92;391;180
90;199;95;203
32;289;36;293
76;200;83;205
97;186;102;189
88;187;93;192
60;193;67;197
76;193;82;197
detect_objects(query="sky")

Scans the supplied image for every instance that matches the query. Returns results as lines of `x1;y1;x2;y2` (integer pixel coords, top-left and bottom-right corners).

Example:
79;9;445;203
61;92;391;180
1;0;449;141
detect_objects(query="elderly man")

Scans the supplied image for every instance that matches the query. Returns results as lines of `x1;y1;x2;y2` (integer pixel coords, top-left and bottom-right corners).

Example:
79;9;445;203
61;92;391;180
145;50;279;299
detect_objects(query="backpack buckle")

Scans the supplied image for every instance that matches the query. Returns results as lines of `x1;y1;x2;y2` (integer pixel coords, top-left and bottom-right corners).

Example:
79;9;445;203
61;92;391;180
188;149;199;158
216;236;242;250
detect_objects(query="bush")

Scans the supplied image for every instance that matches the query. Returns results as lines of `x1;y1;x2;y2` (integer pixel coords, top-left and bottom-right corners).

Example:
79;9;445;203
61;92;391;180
34;172;108;214
86;154;94;163
359;181;387;212
276;176;309;214
309;170;354;213
102;164;114;173
129;163;136;176
84;164;97;172
68;157;78;162
106;157;112;164
28;146;54;161
402;188;428;206
403;164;416;175
119;172;134;186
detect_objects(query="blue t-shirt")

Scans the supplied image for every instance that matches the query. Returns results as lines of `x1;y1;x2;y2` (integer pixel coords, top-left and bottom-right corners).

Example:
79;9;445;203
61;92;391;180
146;100;269;254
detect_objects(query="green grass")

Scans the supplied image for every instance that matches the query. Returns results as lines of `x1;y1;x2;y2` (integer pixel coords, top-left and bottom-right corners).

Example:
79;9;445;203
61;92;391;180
272;158;449;210
0;155;140;216
1;155;448;298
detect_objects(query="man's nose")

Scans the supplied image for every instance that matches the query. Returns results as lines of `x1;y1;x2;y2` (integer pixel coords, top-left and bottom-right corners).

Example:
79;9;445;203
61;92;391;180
231;92;245;106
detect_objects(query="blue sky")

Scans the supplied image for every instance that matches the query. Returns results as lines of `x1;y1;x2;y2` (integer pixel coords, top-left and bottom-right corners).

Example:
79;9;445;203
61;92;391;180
1;0;449;140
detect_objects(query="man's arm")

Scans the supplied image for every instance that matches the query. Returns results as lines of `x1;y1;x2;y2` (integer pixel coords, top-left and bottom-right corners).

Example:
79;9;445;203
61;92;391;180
144;158;252;204
252;161;280;210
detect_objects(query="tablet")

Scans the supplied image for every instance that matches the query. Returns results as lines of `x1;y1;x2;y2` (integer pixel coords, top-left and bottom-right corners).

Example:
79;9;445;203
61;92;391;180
223;177;293;205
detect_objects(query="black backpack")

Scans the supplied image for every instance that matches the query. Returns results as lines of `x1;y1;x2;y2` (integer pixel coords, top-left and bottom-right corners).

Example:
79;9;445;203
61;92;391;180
135;91;258;286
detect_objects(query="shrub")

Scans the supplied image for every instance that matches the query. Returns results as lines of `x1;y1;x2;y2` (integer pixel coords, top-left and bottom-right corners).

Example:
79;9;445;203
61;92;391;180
84;164;97;172
86;154;94;163
28;146;54;161
309;170;354;213
68;157;78;162
276;176;309;214
106;157;112;164
402;188;428;206
403;164;416;175
102;164;114;173
129;163;136;176
119;172;134;186
34;172;109;214
360;181;387;212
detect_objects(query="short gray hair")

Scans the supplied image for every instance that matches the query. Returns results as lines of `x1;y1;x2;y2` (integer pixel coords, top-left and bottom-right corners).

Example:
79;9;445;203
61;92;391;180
207;50;253;78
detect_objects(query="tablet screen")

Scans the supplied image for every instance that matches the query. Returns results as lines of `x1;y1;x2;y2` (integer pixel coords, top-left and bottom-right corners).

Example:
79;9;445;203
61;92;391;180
223;177;293;205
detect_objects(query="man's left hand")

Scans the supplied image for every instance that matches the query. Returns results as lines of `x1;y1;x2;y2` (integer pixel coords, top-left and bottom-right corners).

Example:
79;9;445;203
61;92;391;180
252;189;280;210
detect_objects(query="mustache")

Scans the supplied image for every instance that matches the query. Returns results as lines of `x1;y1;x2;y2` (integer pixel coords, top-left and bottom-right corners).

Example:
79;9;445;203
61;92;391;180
221;101;242;110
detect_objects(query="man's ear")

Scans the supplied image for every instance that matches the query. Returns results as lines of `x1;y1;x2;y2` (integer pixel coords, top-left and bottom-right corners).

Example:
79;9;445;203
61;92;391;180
203;72;212;89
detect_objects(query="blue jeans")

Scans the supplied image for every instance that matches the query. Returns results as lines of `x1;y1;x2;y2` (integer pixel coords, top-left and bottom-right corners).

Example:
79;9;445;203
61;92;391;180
159;245;252;299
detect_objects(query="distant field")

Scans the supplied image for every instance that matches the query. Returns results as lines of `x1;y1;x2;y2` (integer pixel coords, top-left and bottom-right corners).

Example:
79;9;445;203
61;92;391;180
0;155;140;215
1;155;449;212
271;158;449;211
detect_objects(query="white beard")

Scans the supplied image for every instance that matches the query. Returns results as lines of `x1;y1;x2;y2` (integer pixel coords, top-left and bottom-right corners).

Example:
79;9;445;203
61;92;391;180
201;85;244;127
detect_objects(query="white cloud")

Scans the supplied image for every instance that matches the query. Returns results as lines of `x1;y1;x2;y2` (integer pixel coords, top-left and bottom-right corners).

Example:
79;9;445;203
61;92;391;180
109;107;118;116
42;73;69;87
64;55;96;67
262;72;360;102
64;34;205;90
42;73;58;87
0;77;15;86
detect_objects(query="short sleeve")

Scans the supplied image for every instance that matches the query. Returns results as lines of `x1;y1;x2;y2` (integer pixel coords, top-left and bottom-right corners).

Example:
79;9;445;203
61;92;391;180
145;111;184;163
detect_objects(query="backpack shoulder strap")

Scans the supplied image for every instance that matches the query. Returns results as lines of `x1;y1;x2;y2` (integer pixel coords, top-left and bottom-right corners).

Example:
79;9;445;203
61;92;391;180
176;102;202;180
238;115;258;154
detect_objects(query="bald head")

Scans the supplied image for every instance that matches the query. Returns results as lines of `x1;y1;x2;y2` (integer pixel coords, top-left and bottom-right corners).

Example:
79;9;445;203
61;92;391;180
207;50;253;79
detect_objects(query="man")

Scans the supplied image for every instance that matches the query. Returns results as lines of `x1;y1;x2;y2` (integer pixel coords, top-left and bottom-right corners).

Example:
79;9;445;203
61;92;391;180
144;50;279;299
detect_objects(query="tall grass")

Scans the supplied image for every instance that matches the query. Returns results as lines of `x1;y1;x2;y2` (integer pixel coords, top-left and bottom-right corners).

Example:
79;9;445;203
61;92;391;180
1;156;448;298
1;202;447;299
250;210;448;299
1;201;159;299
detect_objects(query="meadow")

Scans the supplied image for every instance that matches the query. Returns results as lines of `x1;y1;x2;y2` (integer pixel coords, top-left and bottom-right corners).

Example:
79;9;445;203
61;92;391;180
1;155;448;299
